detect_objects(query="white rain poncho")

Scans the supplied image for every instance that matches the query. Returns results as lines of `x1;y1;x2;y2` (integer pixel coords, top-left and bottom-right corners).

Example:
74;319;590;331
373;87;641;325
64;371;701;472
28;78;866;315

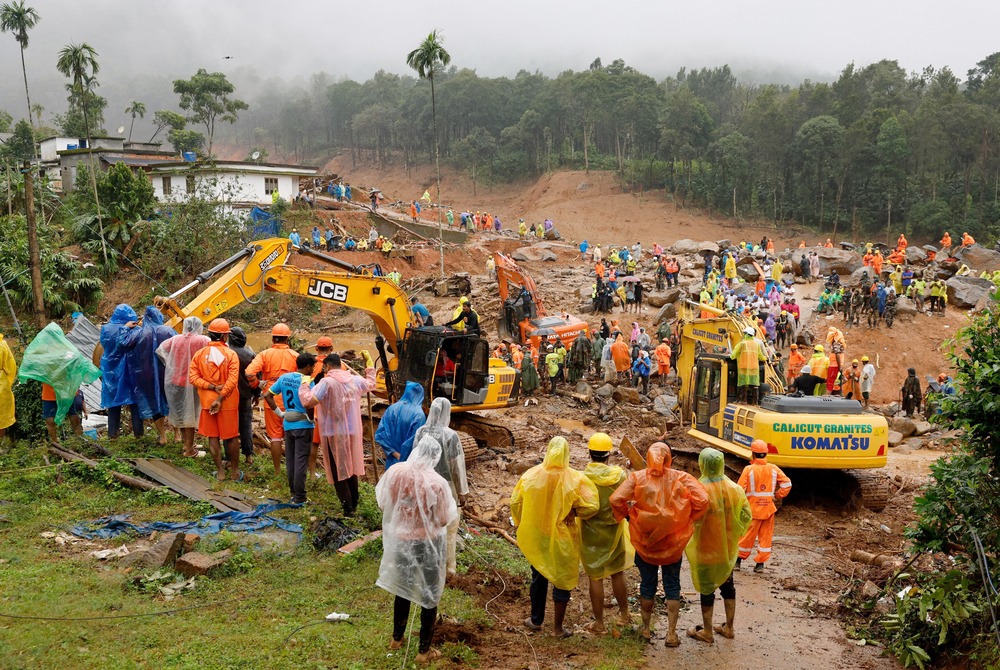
155;317;209;428
413;397;468;503
376;435;458;609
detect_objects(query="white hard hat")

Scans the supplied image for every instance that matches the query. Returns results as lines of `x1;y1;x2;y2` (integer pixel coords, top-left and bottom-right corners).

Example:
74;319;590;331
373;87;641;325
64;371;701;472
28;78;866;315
743;326;755;336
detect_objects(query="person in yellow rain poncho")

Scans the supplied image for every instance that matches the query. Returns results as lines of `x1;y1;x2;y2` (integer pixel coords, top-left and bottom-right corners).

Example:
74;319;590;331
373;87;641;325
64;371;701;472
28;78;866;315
580;433;634;635
511;436;599;638
0;333;16;440
729;327;766;404
809;344;830;394
724;253;737;281
684;448;752;644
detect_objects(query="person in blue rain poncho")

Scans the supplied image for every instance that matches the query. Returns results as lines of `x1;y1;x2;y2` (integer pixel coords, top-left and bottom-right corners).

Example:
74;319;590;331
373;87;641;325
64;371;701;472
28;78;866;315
100;304;141;438
374;381;426;470
120;306;174;444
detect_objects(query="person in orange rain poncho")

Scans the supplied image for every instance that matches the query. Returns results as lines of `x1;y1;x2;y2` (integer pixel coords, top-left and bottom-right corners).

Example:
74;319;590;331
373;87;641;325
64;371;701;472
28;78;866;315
826;327;846;394
962;232;976;247
897;233;908;251
824;238;834;248
737;440;792;573
872;250;884;276
785;343;806;388
610;442;709;647
798;240;806;248
684;448;751;643
580;433;634;635
654;338;672;386
512;436;599;638
610;335;631;381
940;232;952;250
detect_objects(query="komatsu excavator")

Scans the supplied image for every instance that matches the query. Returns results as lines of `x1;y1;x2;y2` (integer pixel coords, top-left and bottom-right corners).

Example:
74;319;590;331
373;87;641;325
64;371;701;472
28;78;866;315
674;302;890;511
151;237;521;450
493;251;589;347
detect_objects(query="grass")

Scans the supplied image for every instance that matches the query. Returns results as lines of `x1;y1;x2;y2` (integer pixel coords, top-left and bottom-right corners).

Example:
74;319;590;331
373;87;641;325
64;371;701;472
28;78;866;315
0;437;645;669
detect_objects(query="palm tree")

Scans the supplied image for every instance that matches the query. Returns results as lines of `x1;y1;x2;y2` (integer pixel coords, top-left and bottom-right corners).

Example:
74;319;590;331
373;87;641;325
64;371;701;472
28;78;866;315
0;1;40;139
57;42;107;263
125;100;145;143
30;102;42;125
406;30;451;277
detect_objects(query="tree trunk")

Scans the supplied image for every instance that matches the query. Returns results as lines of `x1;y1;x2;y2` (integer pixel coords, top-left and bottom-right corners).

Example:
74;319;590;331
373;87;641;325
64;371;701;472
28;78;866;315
20;48;35;159
886;194;892;246
431;74;444;278
22;162;45;329
583;121;590;174
733;186;737;220
128;115;135;143
80;88;108;264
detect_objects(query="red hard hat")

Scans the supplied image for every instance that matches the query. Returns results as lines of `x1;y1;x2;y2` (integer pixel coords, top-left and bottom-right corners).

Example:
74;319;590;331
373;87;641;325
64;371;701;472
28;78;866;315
272;323;291;337
208;318;231;334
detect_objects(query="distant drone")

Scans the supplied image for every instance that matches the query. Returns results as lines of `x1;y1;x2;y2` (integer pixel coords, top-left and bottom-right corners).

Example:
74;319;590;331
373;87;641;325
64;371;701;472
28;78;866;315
223;56;234;60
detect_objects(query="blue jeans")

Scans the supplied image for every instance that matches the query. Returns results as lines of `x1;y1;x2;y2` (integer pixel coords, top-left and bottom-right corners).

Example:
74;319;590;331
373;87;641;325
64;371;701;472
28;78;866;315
635;553;682;601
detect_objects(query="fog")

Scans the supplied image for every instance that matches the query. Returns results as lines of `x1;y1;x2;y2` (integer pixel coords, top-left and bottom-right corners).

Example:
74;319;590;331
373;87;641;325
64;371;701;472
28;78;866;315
2;0;997;136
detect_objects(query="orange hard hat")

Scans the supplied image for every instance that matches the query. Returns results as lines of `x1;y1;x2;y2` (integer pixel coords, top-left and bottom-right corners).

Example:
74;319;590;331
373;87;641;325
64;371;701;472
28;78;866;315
316;336;333;348
272;323;291;337
207;318;231;334
751;439;768;455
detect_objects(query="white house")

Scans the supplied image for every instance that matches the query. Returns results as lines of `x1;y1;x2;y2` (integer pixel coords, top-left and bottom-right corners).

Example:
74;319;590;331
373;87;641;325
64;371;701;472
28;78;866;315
147;161;318;206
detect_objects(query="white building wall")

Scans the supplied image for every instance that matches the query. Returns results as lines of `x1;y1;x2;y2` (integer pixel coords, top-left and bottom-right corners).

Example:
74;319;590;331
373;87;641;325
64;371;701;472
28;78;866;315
152;171;298;205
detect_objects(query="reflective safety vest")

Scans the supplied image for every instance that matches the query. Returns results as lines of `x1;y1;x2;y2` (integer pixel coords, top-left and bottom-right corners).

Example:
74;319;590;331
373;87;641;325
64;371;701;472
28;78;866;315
738;461;792;519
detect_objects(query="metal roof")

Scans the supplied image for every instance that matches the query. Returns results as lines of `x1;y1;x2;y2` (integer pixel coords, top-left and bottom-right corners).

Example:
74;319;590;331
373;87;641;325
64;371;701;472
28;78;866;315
65;315;103;412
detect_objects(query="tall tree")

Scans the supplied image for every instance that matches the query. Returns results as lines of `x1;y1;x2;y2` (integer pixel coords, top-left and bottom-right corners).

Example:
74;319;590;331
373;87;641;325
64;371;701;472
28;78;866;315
0;1;39;142
148;109;186;143
406;29;451;277
124;100;145;143
57;42;106;263
172;69;248;157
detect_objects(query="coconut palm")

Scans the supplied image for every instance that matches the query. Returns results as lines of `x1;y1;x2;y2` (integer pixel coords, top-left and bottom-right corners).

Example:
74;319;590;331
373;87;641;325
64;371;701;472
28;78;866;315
125;101;145;142
406;30;451;277
0;1;39;135
57;42;107;263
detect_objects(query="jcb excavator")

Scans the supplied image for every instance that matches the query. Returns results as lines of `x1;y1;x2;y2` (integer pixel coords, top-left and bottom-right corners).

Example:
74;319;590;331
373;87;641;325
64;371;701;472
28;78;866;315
152;237;521;450
494;251;589;347
674;302;890;511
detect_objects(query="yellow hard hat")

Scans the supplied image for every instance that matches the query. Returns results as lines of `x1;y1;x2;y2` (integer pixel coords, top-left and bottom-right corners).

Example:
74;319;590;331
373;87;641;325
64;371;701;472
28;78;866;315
861;355;870;362
459;296;469;304
814;344;824;352
588;432;613;453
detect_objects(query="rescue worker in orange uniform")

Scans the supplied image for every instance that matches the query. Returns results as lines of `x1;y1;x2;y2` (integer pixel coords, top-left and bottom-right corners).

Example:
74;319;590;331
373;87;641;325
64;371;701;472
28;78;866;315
872;250;884;277
862;250;874;268
653;338;672;386
798;240;806;248
896;233;908;251
245;323;299;475
189;319;242;482
823;238;833;248
887;248;905;265
737;440;792;572
785;343;806;388
939;232;951;251
961;232;975;247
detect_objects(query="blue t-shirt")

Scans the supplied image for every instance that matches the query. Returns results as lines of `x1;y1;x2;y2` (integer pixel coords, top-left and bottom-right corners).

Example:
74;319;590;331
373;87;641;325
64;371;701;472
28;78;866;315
270;372;313;430
412;303;430;320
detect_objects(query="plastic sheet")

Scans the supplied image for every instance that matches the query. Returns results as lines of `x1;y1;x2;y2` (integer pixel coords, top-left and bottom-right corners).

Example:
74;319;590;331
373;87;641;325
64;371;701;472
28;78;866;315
685;448;752;595
155;317;209;428
17;323;101;425
69;502;303;539
120;306;174;419
299;365;376;482
374;381;425;469
413;397;468;503
510;436;599;590
375;436;457;609
100;304;137;409
580;462;634;580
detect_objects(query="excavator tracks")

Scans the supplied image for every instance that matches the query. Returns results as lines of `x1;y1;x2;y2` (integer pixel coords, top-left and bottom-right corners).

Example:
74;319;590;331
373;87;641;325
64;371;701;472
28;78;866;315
844;468;891;512
451;412;526;455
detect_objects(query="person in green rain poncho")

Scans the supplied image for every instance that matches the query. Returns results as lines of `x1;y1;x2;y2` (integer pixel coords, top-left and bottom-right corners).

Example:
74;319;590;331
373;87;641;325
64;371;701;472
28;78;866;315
580;432;634;635
519;348;540;394
684;448;751;644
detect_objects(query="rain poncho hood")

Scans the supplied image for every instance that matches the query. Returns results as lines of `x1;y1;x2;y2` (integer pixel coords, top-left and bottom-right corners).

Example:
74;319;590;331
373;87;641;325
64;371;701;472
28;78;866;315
375;381;426;469
120;306;174;419
610;442;709;565
376;435;458;609
685;448;752;595
155;317;208;428
228;326;247;348
413;397;468;503
299;365;376;482
520;354;540;392
581;461;634;579
0;335;17;430
510;437;600;590
100;304;138;408
18;323;101;425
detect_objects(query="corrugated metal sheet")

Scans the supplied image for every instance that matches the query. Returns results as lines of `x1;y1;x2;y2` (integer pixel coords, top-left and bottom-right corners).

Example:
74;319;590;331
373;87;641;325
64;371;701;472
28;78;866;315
66;316;104;411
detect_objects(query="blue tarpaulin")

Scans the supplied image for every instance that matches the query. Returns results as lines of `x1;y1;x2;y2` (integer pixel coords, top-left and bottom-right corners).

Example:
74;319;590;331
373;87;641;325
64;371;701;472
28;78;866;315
69;502;303;540
249;206;280;239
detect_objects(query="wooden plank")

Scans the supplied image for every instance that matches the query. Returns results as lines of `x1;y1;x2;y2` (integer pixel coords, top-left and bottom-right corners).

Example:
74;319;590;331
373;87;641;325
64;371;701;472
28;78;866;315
619;436;646;470
337;530;382;555
131;459;207;501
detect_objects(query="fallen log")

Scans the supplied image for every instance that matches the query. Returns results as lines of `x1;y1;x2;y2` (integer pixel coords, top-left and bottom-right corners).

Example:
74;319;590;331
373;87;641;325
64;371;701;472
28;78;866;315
49;445;163;492
850;549;903;569
465;511;517;547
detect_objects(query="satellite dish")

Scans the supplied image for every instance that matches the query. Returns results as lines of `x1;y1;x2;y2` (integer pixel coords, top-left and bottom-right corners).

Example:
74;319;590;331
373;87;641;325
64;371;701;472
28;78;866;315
251;151;261;161
116;126;125;135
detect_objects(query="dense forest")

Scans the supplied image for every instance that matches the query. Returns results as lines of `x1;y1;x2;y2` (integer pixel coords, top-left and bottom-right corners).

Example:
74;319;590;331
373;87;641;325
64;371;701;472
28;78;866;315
234;54;1000;243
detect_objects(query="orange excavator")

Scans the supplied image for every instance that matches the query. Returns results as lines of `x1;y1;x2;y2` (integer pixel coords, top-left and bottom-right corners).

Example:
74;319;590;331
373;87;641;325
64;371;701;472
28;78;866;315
493;251;589;348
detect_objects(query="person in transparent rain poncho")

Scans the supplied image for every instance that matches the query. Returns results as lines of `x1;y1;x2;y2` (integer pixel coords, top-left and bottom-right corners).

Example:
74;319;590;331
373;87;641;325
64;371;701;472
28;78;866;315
376;435;458;664
156;317;210;457
413;397;468;575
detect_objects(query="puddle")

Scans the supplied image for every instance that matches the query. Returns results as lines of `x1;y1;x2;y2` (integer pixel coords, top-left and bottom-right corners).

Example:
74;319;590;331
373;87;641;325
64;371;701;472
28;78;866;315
555;418;593;437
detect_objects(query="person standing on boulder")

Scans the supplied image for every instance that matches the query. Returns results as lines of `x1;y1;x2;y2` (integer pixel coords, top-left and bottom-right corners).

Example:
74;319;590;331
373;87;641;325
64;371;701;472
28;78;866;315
860;356;876;407
901;368;922;417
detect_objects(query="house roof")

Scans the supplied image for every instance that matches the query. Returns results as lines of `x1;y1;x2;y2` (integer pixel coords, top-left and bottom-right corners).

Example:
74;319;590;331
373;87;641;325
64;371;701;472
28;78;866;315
147;160;318;175
100;156;179;167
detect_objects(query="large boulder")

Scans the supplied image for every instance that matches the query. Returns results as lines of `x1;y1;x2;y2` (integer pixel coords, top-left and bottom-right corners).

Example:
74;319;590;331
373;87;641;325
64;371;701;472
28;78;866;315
906;247;927;264
812;248;859;276
735;256;762;282
895;297;918;318
511;246;557;262
955;244;1000;273
612;387;642;405
671;239;702;255
654;302;677;324
889;416;917;439
946;276;993;308
645;287;681;308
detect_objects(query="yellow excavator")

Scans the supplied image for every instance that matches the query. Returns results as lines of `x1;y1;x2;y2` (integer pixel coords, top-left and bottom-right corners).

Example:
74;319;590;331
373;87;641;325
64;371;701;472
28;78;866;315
152;237;521;449
674;302;890;511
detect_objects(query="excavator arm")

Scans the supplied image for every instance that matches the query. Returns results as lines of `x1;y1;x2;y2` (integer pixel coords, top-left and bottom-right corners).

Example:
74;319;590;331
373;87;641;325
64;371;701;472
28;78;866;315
494;252;545;315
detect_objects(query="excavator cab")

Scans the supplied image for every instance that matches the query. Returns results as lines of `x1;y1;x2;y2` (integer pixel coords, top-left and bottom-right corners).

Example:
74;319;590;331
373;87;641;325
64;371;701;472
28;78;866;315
397;327;510;408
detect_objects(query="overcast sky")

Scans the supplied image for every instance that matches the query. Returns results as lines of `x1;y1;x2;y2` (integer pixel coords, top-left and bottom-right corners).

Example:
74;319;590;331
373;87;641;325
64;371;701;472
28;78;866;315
2;0;997;126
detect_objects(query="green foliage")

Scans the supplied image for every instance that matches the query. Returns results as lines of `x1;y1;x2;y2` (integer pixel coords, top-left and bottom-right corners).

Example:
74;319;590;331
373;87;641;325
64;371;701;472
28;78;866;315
0;118;34;161
10;376;44;441
0;108;12;132
70;162;155;262
167;128;204;154
173;69;248;155
353;481;381;532
148;109;186;143
55;42;104;138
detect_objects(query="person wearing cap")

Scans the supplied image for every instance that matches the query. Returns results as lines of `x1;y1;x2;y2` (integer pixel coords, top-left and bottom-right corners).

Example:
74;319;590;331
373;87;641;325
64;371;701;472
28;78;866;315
288;228;301;247
246;323;300;476
684;447;752;644
730;326;766;404
808;345;829;394
737;439;792;573
611;442;709;646
228;326;258;465
787;364;825;396
264;352;317;504
841;359;862;400
544;344;561;395
581;433;634;635
901;367;922;417
860;356;876;407
189;319;242;481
